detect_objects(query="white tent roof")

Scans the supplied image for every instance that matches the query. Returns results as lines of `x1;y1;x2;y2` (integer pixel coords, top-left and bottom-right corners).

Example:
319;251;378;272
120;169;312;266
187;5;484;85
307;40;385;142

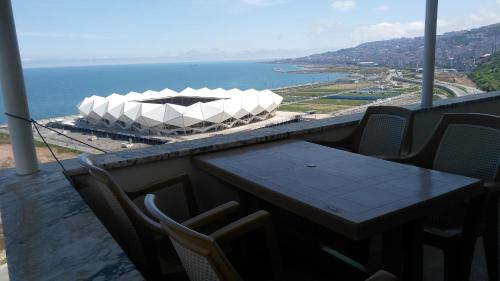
182;102;204;127
137;103;165;127
77;87;283;130
88;96;107;119
257;90;275;112
78;96;95;115
242;89;260;115
201;100;225;123
159;88;177;97
122;102;142;123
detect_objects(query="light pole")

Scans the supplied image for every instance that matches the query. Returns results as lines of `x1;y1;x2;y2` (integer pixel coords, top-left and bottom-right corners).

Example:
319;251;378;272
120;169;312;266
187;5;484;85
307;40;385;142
421;0;439;107
0;0;39;175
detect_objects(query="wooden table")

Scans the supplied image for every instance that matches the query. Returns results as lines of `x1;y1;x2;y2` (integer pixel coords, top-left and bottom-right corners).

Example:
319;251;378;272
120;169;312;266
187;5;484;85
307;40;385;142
194;140;483;280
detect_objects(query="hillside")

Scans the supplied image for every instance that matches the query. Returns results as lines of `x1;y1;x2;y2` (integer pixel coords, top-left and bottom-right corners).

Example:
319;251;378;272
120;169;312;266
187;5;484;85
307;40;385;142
469;51;500;91
275;23;500;71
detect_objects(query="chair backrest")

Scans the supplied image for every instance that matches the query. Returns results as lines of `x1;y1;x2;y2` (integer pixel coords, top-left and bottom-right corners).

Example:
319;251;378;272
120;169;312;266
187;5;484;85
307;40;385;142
79;153;163;233
78;153;164;278
352;106;414;156
415;113;500;182
145;194;243;281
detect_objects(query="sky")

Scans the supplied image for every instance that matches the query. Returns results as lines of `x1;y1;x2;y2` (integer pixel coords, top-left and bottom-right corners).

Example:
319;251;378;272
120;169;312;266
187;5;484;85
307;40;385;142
11;0;500;67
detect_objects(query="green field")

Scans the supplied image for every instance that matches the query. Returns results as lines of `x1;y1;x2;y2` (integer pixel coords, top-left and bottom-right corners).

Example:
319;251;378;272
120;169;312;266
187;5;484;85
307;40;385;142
279;98;369;114
277;82;401;114
396;86;420;94
276;82;371;103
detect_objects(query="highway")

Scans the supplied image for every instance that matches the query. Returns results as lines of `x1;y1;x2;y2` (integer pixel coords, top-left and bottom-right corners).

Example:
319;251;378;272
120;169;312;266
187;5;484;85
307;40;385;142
391;72;483;97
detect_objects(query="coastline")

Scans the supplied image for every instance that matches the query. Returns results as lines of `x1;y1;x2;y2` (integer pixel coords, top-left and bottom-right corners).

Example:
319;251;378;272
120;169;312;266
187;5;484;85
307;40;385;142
0;62;348;124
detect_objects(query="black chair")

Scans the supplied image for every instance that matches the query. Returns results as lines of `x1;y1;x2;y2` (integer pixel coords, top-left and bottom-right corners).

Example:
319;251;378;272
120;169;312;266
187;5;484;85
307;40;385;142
390;113;500;281
79;153;241;280
315;106;414;157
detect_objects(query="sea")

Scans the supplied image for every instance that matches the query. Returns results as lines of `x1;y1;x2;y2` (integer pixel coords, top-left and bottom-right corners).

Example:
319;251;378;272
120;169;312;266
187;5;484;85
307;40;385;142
0;61;348;124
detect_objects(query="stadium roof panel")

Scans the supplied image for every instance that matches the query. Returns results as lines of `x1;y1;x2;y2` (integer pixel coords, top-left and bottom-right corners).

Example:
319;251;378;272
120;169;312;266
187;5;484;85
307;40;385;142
77;88;283;134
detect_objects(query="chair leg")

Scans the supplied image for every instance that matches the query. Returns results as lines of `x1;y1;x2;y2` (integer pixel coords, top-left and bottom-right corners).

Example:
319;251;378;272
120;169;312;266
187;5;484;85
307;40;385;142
443;244;459;281
457;235;478;281
264;222;283;274
484;199;499;281
457;197;484;281
404;221;423;281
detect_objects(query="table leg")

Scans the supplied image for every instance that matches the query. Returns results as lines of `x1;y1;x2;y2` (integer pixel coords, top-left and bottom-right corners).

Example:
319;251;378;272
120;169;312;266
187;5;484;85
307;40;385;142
382;220;423;281
382;225;405;278
403;220;424;281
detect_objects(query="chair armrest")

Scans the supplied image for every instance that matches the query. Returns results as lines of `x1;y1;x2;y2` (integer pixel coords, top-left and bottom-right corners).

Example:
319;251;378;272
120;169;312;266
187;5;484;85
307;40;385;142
182;201;240;230
376;155;413;163
127;173;198;217
211;210;283;272
314;138;353;150
209;210;272;243
378;151;430;169
485;182;500;194
365;270;397;281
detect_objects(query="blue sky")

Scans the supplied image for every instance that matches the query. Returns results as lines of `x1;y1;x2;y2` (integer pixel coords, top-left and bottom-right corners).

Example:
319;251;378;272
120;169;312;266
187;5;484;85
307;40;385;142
11;0;500;66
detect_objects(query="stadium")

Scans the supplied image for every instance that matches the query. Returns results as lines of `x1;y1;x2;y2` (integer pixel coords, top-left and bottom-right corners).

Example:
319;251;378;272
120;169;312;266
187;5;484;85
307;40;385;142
77;87;283;135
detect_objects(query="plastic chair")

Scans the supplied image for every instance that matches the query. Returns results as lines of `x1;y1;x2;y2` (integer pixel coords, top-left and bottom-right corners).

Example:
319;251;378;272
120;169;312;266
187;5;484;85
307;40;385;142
390;113;500;281
315;106;414;157
79;153;240;280
145;194;397;281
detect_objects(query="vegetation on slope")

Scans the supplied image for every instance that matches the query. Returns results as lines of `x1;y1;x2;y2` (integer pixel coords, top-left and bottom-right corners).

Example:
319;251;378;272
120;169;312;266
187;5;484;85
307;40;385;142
469;52;500;91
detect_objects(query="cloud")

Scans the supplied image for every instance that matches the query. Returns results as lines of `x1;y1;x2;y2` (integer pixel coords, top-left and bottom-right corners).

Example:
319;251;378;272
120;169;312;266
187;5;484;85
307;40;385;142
375;5;389;12
351;20;454;44
352;21;424;43
240;0;284;6
469;10;500;24
332;1;356;11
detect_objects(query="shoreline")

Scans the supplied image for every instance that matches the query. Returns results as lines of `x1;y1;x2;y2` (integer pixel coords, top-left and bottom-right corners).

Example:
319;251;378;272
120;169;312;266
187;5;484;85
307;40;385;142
0;80;348;127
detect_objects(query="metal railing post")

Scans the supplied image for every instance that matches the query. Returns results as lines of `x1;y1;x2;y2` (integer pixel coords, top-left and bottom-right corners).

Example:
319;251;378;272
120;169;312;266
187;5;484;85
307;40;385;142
0;0;39;175
421;0;439;107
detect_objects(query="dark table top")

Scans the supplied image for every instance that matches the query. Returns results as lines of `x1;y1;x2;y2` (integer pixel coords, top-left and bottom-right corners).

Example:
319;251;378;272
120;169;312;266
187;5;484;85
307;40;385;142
195;140;483;239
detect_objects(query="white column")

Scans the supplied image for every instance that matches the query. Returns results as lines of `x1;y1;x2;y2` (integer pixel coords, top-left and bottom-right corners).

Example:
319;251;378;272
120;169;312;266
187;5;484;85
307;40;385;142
0;0;39;175
421;0;439;107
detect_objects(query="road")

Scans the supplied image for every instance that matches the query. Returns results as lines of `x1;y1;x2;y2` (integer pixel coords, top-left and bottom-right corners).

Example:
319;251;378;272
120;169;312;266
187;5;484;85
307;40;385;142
391;72;483;97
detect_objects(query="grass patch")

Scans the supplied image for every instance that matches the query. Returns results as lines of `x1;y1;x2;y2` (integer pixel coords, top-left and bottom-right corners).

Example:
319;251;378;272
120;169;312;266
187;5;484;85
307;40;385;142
337;92;398;99
0;133;10;144
311;99;369;106
0;131;81;154
469;52;500;91
277;83;371;99
287;91;335;97
34;140;81;154
397;86;421;94
279;98;369;114
279;103;344;114
434;88;454;98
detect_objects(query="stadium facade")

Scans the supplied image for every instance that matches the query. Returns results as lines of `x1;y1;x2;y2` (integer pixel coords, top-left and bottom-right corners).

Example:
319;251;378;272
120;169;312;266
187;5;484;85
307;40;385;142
77;88;283;135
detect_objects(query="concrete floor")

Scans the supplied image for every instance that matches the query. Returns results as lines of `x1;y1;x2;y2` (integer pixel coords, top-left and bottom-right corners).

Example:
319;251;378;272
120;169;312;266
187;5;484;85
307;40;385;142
424;238;490;281
0;265;8;281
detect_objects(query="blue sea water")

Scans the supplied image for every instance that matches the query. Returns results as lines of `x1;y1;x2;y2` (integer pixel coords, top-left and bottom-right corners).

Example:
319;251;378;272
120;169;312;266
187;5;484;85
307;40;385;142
0;61;348;124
